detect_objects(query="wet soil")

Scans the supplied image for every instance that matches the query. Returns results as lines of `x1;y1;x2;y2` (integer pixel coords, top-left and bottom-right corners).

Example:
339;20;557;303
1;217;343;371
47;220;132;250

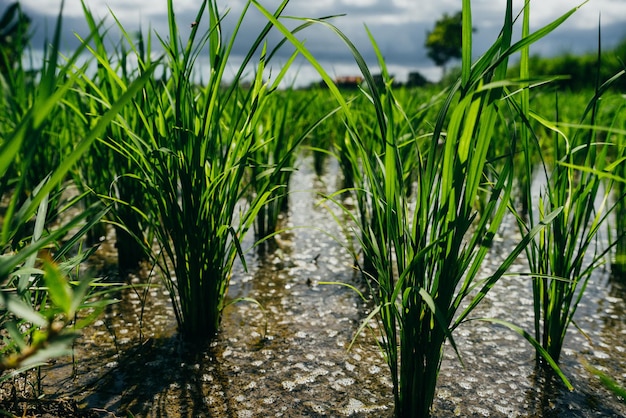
2;155;626;417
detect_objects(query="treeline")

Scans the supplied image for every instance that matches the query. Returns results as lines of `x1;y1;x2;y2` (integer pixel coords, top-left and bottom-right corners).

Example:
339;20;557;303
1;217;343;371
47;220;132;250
322;37;626;92
511;38;626;91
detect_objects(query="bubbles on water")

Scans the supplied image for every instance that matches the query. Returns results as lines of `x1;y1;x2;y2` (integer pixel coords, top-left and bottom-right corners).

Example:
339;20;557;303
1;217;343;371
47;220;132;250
294;362;308;371
338;397;389;416
493;403;515;416
305;402;327;414
342;398;365;413
593;350;611;359
476;388;494;398
281;380;296;391
458;380;473;390
331;377;355;390
470;405;491;416
368;365;381;374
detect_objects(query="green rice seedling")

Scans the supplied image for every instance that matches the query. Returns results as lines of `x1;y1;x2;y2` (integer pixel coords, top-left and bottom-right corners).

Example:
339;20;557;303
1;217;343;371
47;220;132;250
0;190;114;381
72;4;161;270
96;0;313;341
525;91;626;273
582;358;626;402
0;8;96;208
0;1;154;253
256;1;579;416
0;2;31;127
250;89;313;241
0;2;30;77
516;41;625;364
248;87;338;251
305;92;343;177
614;178;626;277
328;86;438;281
608;96;626;276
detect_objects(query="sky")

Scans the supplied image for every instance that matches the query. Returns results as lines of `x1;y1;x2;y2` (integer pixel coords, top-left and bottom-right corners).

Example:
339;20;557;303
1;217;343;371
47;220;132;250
6;0;626;86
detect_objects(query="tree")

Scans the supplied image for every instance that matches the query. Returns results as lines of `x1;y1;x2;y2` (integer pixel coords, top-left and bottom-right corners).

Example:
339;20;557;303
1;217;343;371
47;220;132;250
424;11;463;78
407;71;429;87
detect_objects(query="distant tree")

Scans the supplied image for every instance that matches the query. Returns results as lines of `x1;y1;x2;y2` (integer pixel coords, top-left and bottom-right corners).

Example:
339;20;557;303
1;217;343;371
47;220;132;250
407;71;429;87
424;11;463;78
0;2;31;76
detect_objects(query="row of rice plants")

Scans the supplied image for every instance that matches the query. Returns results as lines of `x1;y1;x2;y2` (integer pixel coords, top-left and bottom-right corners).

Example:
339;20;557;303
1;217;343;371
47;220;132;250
249;88;333;243
74;0;330;341
514;1;626;363
258;0;626;416
0;1;153;375
516;91;625;365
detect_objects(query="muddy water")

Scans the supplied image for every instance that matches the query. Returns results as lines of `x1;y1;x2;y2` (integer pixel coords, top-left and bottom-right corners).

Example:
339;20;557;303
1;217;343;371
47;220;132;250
42;155;626;417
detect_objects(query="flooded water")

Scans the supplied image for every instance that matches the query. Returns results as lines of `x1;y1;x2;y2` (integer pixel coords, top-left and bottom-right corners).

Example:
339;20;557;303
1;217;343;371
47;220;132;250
32;154;626;417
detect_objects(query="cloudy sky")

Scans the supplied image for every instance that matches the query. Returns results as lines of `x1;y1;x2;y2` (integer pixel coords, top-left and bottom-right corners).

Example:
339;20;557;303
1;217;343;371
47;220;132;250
7;0;626;86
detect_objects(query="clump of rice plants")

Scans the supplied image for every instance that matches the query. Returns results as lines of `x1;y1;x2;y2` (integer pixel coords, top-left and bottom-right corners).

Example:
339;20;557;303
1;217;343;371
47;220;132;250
515;26;626;364
92;0;310;341
258;0;579;416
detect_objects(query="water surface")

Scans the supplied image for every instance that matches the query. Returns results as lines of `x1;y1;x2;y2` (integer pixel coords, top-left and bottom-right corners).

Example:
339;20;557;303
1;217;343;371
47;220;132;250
39;155;626;417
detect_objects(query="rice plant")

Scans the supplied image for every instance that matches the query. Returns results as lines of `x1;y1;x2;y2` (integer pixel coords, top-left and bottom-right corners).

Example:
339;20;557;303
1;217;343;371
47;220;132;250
72;6;158;271
256;0;581;416
250;89;319;241
609;96;626;277
90;0;314;341
0;190;112;379
305;91;344;177
516;33;626;364
583;358;626;402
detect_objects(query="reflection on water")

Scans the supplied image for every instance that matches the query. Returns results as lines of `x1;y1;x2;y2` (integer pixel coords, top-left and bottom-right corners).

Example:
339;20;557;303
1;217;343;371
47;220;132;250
39;154;626;417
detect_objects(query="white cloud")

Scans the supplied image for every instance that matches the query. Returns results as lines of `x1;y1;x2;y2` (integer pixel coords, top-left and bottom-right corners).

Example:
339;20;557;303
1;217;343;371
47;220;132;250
341;0;378;7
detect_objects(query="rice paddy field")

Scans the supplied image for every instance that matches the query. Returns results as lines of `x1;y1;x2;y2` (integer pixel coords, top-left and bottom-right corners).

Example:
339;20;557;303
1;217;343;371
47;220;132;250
1;0;626;417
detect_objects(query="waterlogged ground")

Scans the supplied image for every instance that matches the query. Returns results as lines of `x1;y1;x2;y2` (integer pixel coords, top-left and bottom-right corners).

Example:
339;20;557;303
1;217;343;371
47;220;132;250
13;154;626;417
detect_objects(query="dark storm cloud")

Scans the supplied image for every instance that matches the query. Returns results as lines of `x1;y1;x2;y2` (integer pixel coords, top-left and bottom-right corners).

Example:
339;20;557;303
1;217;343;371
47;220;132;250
8;0;626;84
21;3;91;50
14;0;437;65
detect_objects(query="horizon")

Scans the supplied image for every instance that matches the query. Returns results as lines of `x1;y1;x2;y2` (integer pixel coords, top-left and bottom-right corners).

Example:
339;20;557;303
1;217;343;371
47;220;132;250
6;0;626;86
